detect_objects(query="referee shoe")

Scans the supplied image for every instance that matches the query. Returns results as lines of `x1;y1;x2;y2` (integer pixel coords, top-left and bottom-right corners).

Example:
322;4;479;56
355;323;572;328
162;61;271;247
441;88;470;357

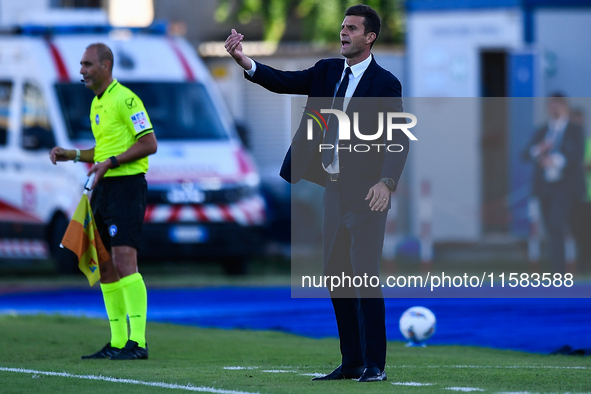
81;343;121;359
109;340;148;360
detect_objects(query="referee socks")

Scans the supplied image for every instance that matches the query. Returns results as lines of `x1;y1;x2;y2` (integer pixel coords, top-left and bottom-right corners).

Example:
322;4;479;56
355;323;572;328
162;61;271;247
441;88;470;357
100;280;128;349
120;272;148;349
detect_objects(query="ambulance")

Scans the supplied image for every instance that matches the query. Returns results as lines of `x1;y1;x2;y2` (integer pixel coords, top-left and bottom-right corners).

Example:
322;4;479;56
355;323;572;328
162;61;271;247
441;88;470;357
0;20;267;274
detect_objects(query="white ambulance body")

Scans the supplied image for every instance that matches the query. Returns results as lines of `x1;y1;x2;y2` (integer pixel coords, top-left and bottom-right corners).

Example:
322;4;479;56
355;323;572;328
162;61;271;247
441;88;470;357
0;25;266;272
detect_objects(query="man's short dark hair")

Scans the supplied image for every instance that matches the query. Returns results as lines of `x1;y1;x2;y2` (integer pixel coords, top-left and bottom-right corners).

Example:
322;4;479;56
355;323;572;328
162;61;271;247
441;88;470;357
548;91;568;106
87;43;114;73
345;4;381;47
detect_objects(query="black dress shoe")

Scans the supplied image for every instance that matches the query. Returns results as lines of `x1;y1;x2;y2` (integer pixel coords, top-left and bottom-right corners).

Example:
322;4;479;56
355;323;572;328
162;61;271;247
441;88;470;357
311;364;365;381
81;343;121;359
358;367;387;382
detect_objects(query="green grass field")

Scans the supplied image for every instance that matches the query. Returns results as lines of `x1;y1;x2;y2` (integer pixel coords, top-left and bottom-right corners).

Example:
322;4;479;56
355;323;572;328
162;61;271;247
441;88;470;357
1;315;590;393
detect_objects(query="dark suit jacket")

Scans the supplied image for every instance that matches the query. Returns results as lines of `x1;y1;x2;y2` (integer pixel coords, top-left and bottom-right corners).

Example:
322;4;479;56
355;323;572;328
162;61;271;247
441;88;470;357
245;57;409;211
523;121;586;201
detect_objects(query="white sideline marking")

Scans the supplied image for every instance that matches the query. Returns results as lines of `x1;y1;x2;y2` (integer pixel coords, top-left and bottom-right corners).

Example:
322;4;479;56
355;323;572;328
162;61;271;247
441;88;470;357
0;367;262;394
260;370;296;373
301;373;325;378
223;367;259;370
496;392;538;394
446;388;484;392
390;365;591;370
392;382;435;386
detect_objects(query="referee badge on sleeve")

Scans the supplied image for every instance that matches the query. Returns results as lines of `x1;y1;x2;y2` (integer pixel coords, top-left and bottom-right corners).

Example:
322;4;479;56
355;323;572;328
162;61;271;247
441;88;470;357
125;97;137;109
109;225;118;237
131;111;151;133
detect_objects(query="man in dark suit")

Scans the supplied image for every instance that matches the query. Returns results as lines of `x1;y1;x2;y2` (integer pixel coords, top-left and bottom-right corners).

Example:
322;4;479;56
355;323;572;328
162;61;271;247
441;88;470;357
524;94;586;274
225;4;409;382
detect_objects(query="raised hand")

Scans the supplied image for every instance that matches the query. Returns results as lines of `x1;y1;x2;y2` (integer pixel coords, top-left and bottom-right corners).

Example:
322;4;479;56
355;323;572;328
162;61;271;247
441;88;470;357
224;29;252;70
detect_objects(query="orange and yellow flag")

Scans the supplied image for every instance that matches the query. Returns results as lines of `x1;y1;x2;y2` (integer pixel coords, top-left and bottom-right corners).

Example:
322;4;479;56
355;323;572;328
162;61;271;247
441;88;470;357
61;194;109;286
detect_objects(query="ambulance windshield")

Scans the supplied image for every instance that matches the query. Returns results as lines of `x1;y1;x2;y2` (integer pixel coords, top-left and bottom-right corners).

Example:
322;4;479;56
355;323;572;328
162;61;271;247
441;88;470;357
55;82;230;141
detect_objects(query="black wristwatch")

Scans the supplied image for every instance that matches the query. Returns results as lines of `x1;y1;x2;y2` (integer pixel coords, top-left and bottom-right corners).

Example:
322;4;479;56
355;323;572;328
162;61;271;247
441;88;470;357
380;177;395;192
109;156;120;169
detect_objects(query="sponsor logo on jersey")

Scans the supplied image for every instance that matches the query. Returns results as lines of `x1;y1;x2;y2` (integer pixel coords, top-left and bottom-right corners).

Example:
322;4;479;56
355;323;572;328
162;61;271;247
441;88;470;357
131;111;150;133
109;224;118;237
95;114;100;125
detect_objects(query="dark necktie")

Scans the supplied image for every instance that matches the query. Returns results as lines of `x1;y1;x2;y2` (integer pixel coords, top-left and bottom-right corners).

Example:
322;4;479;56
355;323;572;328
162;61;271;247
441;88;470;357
322;67;352;168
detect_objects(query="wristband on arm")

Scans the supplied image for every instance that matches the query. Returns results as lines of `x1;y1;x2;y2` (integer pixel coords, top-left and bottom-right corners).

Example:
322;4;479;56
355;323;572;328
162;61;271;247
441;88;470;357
109;156;120;169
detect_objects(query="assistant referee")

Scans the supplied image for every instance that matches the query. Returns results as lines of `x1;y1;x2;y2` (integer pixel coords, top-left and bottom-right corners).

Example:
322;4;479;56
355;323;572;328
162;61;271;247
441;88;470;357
50;43;157;360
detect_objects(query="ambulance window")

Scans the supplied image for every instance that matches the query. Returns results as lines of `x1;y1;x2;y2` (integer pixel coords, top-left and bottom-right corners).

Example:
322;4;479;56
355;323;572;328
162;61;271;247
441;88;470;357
0;82;11;146
54;83;94;141
124;82;229;140
21;82;56;150
55;82;230;141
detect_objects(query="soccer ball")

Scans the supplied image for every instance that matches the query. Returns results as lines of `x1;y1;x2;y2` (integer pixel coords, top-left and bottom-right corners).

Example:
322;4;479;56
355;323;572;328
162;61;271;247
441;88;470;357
399;306;436;345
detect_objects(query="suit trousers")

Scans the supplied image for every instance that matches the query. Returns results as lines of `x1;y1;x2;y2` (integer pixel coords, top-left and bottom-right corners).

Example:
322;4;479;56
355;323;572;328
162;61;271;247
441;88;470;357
323;180;388;371
539;186;572;274
570;201;591;271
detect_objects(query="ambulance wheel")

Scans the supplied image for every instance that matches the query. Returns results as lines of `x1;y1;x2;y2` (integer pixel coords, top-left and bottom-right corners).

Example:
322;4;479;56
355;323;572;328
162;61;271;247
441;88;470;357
222;258;249;276
49;214;78;274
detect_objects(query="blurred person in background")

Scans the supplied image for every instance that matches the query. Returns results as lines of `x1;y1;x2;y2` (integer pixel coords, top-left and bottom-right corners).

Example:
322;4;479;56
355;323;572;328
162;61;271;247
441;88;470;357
50;43;157;360
570;108;591;272
523;94;586;274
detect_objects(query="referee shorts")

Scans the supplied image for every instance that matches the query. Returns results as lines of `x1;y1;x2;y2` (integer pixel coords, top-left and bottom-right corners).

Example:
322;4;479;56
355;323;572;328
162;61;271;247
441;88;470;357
90;173;147;250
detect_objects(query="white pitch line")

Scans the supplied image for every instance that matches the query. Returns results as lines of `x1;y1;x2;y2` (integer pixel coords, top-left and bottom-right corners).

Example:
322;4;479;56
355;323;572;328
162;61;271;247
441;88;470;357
260;370;297;373
301;373;325;378
495;392;539;394
0;367;262;394
392;382;435;386
389;365;591;370
223;367;259;371
445;388;484;392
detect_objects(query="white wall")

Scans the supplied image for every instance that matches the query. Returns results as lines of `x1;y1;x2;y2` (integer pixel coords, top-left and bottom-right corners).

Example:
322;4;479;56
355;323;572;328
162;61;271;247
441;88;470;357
0;0;49;27
406;97;482;241
406;9;523;242
407;9;523;98
536;8;591;98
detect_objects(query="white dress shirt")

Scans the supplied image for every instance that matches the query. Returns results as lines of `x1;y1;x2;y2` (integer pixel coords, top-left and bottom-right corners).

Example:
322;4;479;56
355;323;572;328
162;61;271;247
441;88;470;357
544;116;568;182
530;116;569;182
326;55;373;173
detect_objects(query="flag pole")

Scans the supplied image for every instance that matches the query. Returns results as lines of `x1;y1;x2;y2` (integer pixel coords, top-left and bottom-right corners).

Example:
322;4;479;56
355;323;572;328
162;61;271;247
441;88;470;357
83;173;95;195
59;173;95;249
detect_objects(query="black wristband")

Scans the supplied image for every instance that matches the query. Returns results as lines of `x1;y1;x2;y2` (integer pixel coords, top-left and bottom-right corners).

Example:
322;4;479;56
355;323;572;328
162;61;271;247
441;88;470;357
109;156;120;169
379;177;395;192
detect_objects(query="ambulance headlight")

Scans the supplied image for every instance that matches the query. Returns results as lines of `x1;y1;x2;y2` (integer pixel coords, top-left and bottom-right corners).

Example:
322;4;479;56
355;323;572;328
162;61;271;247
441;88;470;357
166;188;206;204
166;180;206;203
235;173;260;200
243;173;260;188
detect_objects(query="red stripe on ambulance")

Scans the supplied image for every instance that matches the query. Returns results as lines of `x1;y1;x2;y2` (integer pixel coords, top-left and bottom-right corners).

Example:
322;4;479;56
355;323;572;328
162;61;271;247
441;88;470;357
167;37;195;82
46;39;70;82
0;239;49;259
143;196;266;226
0;199;43;223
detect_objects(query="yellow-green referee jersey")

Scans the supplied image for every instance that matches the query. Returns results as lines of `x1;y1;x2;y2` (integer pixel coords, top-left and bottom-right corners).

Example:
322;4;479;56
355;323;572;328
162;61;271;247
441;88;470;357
90;79;154;177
